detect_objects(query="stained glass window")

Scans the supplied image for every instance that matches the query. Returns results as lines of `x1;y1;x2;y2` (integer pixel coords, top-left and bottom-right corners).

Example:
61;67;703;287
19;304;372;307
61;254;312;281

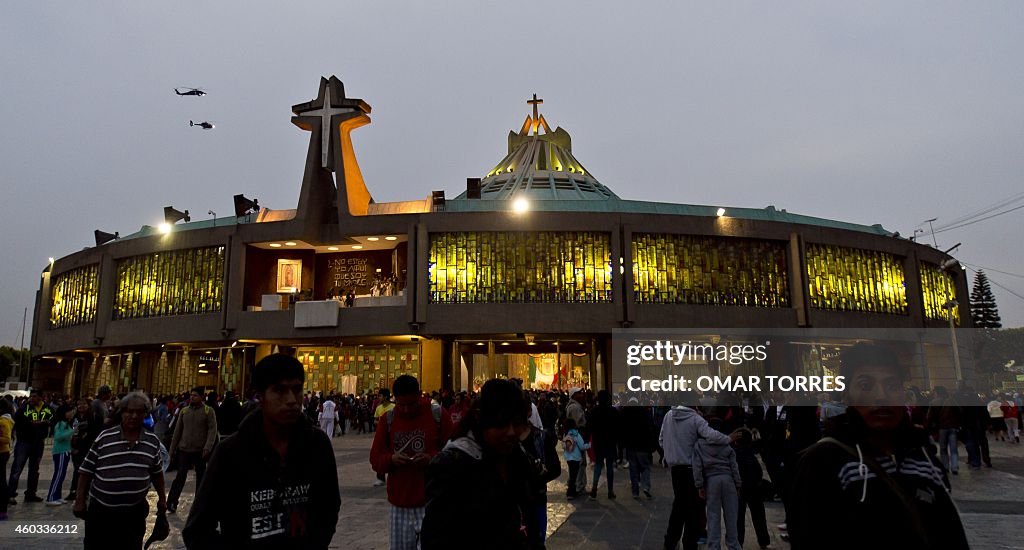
114;246;226;320
632;234;790;307
429;232;612;303
920;262;960;324
806;244;907;314
50;264;100;328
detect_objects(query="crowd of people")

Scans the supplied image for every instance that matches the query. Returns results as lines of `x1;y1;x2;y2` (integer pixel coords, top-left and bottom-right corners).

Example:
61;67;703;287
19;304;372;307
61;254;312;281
0;344;1013;548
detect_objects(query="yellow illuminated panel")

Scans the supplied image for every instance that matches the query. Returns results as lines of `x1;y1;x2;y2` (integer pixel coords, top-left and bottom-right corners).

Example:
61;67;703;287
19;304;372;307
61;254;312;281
632;234;789;306
428;232;612;303
114;246;226;320
298;344;419;394
920;263;960;324
806;244;907;315
50;264;100;328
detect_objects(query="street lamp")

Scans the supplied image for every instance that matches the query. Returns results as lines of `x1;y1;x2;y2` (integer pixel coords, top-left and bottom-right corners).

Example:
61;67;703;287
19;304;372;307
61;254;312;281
942;298;962;382
939;256;963;382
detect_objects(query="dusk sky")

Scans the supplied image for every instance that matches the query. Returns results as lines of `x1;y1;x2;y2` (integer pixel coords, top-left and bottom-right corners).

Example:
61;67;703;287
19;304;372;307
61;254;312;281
2;2;1023;348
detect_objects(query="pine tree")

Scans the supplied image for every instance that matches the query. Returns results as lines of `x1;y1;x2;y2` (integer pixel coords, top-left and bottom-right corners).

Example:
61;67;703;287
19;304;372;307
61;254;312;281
970;270;1002;328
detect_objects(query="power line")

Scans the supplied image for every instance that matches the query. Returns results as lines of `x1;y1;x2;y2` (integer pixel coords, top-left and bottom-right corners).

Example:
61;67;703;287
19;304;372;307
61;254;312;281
961;262;1024;280
963;265;1024;304
933;202;1024;234
929;190;1024;232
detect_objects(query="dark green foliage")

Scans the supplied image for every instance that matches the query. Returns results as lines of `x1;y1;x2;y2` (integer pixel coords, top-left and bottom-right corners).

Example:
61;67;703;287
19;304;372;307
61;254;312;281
970;270;1002;329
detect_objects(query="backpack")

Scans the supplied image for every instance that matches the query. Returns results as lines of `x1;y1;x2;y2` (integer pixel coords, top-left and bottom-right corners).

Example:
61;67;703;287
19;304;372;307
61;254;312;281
563;433;576;453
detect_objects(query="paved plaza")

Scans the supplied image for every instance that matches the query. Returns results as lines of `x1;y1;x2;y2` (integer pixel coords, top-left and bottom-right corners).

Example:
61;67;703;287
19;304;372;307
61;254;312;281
3;432;1023;549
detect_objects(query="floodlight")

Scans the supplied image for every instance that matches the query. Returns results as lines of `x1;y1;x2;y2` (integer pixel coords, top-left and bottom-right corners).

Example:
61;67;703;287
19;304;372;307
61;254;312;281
233;194;259;217
94;230;119;246
164;206;191;224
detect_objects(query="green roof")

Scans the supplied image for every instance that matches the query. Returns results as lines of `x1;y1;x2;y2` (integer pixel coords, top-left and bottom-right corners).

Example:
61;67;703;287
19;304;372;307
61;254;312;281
117;214;252;242
443;198;892;236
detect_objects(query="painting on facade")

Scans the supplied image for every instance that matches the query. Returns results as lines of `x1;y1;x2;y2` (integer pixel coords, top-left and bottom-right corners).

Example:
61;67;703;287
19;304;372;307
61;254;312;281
277;259;302;293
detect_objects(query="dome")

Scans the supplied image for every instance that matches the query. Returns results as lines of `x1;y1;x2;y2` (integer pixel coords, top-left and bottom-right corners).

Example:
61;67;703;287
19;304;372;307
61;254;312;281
454;95;618;201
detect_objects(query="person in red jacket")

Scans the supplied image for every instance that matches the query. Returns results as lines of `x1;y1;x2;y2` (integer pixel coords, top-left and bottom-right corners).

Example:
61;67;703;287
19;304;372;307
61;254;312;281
370;375;454;550
1001;396;1020;444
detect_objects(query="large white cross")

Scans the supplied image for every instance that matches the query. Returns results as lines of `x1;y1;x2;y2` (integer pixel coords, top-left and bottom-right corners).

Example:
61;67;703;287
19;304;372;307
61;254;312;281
298;85;355;168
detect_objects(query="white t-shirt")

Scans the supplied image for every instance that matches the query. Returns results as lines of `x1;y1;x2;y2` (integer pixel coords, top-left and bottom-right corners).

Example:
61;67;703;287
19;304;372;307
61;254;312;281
987;400;1004;418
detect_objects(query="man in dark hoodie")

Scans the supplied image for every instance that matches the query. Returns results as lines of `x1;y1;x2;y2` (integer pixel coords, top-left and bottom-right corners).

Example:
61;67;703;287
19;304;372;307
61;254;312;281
788;343;969;549
421;379;534;550
182;354;341;549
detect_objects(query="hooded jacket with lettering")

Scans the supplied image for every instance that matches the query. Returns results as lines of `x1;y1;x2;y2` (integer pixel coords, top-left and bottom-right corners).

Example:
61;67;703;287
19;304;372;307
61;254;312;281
13;403;52;444
182;410;340;549
788;411;969;550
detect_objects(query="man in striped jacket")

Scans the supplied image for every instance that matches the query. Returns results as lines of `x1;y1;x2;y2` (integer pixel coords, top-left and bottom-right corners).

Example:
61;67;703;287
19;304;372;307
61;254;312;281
73;391;167;549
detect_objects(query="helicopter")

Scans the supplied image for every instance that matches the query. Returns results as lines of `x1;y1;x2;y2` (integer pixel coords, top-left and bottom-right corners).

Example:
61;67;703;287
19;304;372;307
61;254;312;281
189;120;215;130
175;87;207;97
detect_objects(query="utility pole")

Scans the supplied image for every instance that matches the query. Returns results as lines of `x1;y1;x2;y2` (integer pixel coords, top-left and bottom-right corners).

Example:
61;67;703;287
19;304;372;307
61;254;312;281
925;218;939;248
18;307;28;383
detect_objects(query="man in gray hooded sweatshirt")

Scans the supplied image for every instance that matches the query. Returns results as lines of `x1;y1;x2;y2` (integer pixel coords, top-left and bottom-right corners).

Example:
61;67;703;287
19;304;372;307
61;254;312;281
660;406;735;550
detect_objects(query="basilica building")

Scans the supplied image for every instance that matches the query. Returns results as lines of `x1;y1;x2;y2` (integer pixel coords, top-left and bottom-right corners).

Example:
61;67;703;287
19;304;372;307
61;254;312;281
31;76;971;397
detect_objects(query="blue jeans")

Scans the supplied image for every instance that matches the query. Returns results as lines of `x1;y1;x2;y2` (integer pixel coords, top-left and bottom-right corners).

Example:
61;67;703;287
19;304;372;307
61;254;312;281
626;449;652;496
591;449;615;494
938;428;959;473
7;440;44;498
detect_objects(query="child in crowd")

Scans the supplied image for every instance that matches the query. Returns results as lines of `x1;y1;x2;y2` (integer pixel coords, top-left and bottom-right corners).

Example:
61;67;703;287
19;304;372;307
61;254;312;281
561;418;589;500
693;419;742;550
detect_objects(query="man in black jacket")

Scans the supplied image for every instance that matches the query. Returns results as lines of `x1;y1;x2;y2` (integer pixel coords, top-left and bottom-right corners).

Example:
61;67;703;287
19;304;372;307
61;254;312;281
216;391;243;437
587;390;621;499
788;343;969;549
7;389;52;504
182;354;340;549
620;397;657;499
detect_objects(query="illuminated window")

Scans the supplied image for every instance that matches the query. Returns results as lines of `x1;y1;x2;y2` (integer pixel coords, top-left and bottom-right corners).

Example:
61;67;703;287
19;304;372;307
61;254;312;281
806;244;907;314
50;264;100;328
920;263;960;324
114;246;226;320
428;232;613;303
632;234;790;307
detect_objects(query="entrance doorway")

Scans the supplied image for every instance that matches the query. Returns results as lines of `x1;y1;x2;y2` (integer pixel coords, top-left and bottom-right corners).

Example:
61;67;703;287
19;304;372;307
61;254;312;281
457;339;595;391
